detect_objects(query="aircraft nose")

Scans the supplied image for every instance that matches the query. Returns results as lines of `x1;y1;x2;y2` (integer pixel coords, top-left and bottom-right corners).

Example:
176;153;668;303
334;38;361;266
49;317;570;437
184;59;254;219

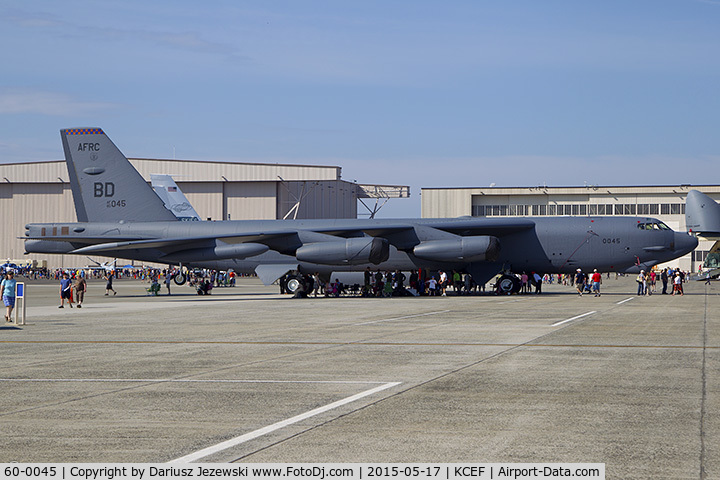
673;232;698;256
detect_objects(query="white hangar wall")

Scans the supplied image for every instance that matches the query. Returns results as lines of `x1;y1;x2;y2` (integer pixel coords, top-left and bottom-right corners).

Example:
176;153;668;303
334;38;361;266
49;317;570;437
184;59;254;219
421;185;720;272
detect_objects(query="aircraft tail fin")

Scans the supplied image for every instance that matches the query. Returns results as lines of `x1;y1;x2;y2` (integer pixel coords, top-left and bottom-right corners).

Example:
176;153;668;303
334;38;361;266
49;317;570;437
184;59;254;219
151;174;201;221
61;128;177;222
686;189;720;236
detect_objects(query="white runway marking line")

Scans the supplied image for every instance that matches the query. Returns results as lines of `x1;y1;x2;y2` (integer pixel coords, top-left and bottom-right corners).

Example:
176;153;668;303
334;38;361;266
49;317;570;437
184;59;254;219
616;297;634;305
0;378;390;385
551;311;597;327
354;310;450;326
168;381;402;463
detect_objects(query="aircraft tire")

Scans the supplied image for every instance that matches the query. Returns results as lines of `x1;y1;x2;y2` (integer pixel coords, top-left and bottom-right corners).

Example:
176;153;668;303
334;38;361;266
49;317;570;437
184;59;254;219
173;272;187;286
497;274;520;295
285;274;302;294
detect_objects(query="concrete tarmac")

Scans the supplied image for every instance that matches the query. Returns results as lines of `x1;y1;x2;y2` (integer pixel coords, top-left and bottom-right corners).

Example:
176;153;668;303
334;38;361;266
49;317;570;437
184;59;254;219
0;276;717;478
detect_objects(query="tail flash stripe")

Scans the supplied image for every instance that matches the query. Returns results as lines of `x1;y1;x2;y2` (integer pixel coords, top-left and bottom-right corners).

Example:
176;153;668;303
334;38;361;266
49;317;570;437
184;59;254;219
66;128;104;135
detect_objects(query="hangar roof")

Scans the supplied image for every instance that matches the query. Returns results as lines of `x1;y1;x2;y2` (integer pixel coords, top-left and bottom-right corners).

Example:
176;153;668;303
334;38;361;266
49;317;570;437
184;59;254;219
0;158;342;183
422;184;720;195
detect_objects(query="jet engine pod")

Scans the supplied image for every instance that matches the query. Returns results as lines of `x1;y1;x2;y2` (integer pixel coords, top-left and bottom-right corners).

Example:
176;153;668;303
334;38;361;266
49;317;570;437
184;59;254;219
296;237;390;265
413;235;500;262
161;242;269;262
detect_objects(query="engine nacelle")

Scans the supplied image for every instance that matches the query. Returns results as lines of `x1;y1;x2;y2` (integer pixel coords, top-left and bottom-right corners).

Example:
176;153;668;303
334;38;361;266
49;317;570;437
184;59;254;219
413;236;500;262
160;242;269;262
296;237;390;265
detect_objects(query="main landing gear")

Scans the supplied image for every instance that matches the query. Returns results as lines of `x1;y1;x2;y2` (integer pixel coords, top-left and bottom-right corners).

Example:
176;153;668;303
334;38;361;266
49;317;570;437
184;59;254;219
496;274;521;295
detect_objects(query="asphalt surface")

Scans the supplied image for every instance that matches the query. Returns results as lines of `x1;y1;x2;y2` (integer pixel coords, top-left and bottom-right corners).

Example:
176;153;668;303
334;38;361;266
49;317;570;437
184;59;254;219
0;275;716;478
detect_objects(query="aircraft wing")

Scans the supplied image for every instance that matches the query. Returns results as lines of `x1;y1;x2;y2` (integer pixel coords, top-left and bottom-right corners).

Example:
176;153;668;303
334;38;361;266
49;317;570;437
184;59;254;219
67;231;300;254
311;218;536;239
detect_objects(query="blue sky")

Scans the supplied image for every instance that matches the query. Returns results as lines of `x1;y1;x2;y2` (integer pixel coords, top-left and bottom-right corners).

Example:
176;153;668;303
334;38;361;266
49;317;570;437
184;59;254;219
2;0;719;217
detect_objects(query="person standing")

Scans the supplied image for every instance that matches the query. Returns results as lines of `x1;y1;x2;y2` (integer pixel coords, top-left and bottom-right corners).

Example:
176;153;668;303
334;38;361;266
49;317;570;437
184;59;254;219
591;269;602;296
312;272;323;297
59;272;73;308
75;275;87;308
636;271;646;296
650;270;657;293
464;273;472;296
532;271;542;294
575;269;586;296
439;270;448;296
673;272;684;296
453;270;462;295
164;273;172;295
1;271;17;322
661;268;669;294
105;272;116;296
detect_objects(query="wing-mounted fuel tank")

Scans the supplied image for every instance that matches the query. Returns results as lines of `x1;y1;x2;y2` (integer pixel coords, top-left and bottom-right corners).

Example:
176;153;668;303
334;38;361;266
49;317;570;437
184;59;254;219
160;242;269;263
413;236;500;262
296;237;390;265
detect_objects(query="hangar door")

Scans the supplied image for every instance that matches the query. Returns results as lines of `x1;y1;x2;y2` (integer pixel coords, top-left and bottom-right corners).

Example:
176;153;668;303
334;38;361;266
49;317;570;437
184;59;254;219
224;182;276;220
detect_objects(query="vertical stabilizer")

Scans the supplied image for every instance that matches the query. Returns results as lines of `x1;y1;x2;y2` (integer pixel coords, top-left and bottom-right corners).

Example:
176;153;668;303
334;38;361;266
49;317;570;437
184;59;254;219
61;128;177;222
686;189;720;236
151;174;201;221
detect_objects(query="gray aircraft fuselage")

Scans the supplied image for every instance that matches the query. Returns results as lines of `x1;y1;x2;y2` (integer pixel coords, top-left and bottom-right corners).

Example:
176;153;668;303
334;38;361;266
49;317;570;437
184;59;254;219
25;215;697;282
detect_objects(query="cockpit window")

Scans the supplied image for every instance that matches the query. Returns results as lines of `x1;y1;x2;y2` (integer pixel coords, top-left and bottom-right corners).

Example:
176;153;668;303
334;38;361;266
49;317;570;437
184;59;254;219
637;221;671;231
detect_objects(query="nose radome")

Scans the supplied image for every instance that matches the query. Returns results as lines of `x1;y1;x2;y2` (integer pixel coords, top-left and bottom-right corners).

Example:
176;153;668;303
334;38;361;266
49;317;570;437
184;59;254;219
674;232;698;255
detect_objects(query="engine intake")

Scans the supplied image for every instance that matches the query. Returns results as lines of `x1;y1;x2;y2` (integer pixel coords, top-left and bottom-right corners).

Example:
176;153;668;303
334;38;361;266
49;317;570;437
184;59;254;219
296;237;390;265
413;236;500;262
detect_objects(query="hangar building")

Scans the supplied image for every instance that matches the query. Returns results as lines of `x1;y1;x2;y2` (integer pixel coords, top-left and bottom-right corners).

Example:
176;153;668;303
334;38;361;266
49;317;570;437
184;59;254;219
0;158;408;269
422;184;720;272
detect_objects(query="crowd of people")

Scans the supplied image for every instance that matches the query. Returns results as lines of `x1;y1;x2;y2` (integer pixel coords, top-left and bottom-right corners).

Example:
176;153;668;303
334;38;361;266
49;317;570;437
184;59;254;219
634;268;687;296
0;262;698;312
282;268;493;299
281;265;697;299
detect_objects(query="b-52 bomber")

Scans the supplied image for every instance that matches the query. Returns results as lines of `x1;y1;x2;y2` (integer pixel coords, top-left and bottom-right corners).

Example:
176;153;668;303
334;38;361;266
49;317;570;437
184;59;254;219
24;128;697;293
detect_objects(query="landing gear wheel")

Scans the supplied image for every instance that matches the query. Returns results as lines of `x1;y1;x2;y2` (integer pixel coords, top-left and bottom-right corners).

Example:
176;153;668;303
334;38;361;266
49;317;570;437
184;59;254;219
497;274;520;295
173;272;187;286
285;274;302;294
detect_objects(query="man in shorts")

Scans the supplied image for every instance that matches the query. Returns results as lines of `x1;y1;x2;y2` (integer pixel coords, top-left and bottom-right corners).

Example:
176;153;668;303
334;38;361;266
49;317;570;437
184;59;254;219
59;272;73;308
575;269;586;296
591;269;602;296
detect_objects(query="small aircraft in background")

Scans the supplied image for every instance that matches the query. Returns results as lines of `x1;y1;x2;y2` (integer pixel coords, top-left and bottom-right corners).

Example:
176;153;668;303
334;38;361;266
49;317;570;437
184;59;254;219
85;257;118;273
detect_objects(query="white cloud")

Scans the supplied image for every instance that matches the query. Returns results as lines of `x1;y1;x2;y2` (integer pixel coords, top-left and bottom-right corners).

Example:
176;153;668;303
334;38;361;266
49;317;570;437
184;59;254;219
0;89;119;116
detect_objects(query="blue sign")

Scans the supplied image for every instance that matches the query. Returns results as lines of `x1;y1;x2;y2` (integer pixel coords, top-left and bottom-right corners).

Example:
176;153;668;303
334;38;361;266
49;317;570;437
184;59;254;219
16;282;24;298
